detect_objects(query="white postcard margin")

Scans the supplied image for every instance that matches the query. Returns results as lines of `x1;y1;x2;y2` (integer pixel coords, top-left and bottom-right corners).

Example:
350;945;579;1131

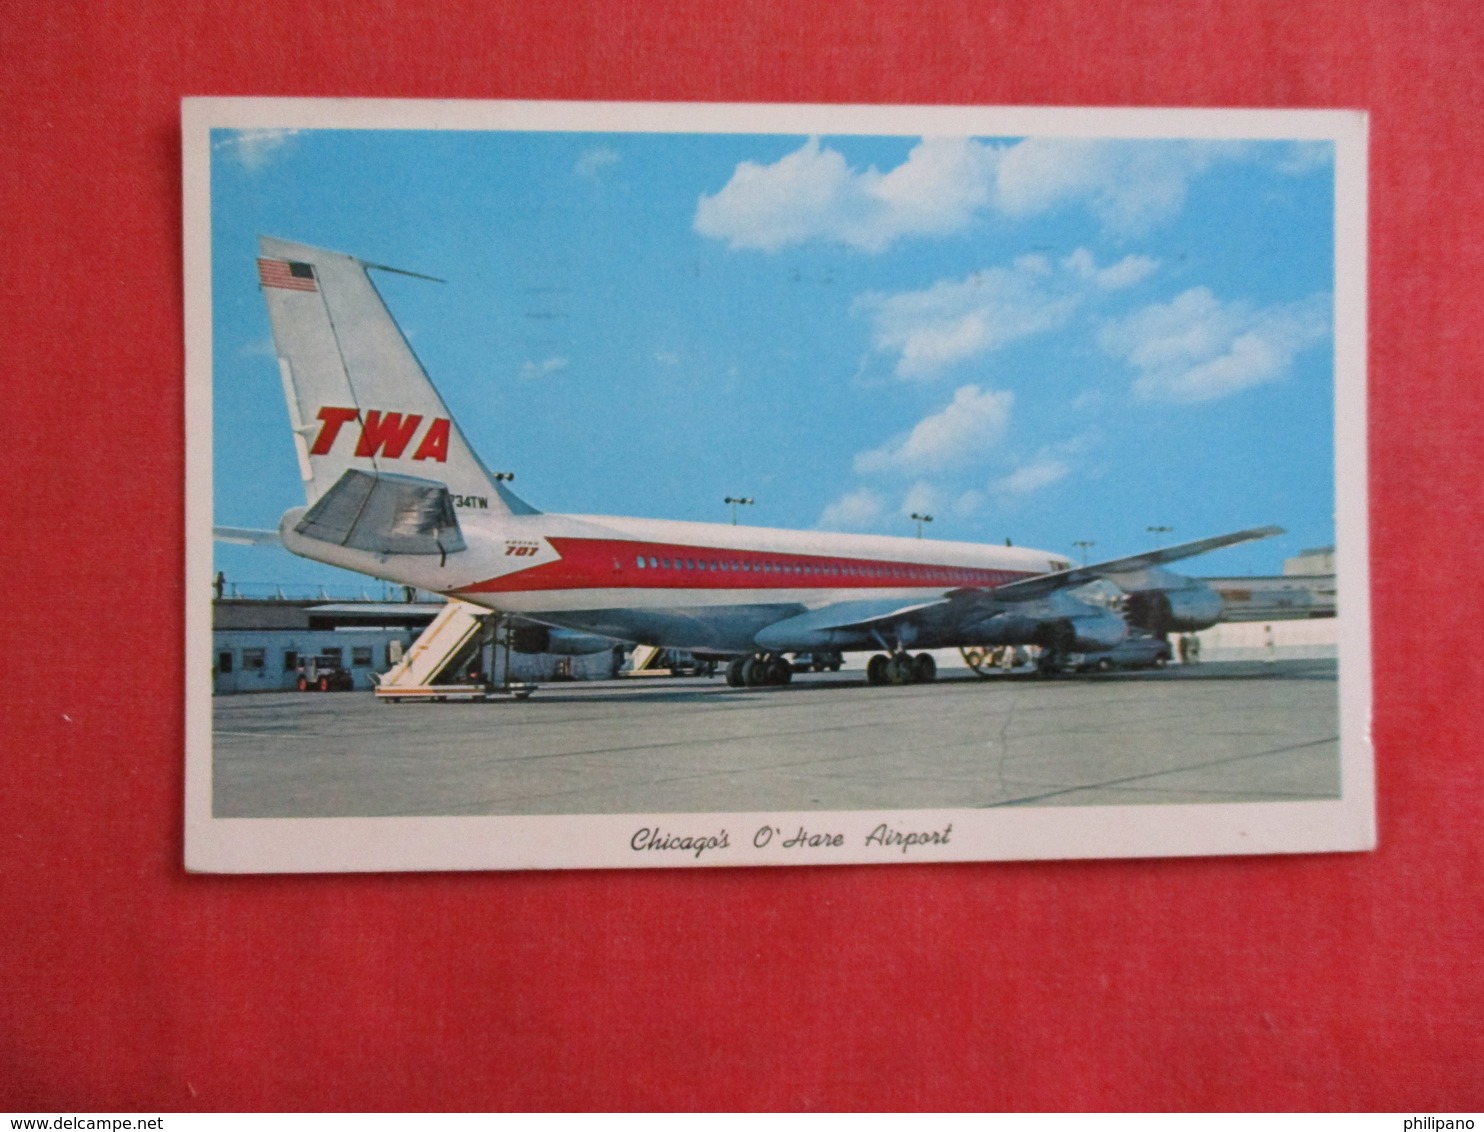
183;98;1372;874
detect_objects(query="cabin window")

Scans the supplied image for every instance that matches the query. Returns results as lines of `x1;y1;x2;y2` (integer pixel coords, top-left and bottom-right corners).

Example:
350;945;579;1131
649;557;658;568
636;555;645;568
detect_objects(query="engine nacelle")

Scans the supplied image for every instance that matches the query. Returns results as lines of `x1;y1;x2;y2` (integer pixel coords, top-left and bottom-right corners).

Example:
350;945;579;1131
510;624;617;655
1124;585;1224;633
1057;608;1128;653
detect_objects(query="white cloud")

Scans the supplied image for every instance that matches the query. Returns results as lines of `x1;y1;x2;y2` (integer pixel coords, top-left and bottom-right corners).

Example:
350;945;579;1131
992;456;1071;498
653;349;680;366
695;136;1000;253
575;146;620;178
520;356;569;380
1100;288;1331;402
695;135;1316;252
213;128;301;172
1062;248;1159;290
995;138;1247;237
818;487;886;531
854;385;1013;475
857;249;1156;381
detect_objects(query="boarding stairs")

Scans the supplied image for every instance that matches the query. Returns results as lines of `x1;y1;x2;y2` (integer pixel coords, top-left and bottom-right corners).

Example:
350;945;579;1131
374;599;534;701
624;644;668;676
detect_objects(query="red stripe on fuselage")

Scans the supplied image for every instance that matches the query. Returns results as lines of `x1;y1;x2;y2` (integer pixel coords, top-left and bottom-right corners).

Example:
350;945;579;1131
453;537;1036;595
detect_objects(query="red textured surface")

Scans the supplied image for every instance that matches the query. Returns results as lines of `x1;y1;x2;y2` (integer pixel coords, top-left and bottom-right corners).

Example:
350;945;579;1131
3;0;1482;1112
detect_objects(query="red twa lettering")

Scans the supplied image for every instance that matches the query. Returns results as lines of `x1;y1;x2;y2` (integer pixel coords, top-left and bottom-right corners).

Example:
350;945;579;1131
309;406;358;455
412;417;449;463
307;406;451;464
355;410;424;458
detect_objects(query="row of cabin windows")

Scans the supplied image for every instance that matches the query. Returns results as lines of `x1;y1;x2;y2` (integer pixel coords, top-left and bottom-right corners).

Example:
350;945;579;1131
632;554;997;583
215;645;378;674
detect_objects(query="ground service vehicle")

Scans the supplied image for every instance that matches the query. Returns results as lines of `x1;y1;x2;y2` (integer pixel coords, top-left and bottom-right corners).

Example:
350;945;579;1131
296;656;354;692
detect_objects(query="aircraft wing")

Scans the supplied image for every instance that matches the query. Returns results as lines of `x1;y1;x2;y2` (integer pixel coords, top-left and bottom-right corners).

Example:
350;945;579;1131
753;596;952;650
978;526;1285;602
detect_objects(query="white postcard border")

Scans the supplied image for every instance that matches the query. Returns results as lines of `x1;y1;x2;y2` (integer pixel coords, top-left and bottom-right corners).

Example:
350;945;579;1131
183;98;1372;874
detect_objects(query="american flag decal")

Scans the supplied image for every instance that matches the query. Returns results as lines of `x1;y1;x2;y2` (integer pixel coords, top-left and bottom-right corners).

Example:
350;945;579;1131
257;258;318;292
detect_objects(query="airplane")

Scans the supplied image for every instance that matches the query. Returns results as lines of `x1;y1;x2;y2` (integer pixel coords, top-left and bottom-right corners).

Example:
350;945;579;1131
248;235;1283;689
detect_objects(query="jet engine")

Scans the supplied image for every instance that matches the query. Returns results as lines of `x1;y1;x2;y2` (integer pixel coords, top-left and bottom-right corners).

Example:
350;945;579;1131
1047;607;1129;653
1123;585;1224;633
509;624;619;656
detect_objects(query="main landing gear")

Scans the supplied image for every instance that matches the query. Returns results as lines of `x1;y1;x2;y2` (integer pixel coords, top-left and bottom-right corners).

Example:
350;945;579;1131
726;654;794;688
865;652;937;686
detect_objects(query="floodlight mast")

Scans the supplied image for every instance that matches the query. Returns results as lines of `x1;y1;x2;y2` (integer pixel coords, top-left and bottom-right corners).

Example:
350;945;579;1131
724;496;754;525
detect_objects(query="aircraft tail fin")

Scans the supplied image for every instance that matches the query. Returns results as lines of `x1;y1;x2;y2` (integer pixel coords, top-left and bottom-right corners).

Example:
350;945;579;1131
256;236;537;517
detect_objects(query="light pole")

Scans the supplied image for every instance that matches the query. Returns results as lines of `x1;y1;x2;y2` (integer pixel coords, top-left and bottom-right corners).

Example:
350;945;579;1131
1146;525;1173;548
724;496;754;525
911;512;934;539
1073;540;1095;566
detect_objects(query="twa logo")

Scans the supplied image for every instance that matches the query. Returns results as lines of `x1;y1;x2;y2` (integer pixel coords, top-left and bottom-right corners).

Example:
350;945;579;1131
309;407;450;463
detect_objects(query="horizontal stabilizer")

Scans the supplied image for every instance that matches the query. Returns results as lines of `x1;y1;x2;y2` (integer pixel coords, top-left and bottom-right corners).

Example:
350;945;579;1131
213;526;282;546
294;469;467;557
987;526;1285;602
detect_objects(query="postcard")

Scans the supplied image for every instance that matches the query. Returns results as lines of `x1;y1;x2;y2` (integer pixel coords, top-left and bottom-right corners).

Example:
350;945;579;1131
184;98;1371;872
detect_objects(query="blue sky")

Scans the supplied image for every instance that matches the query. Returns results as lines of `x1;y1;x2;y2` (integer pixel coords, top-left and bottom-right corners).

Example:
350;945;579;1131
209;125;1336;590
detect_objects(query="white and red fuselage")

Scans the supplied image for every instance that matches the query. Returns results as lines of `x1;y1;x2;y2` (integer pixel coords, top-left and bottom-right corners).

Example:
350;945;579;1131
281;503;1070;656
257;235;1272;673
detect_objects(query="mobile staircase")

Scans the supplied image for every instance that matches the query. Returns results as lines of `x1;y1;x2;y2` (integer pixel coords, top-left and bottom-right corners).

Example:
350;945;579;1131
374;599;535;702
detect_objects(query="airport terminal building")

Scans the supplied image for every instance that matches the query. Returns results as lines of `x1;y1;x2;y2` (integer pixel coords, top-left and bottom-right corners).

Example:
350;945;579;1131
211;599;433;693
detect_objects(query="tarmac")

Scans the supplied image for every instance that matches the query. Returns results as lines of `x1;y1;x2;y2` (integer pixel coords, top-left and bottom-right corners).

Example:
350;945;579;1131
212;658;1342;819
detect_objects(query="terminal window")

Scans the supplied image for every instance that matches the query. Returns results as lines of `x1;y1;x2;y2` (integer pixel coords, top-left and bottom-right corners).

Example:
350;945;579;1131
352;646;373;668
242;648;266;671
217;651;233;674
283;650;298;672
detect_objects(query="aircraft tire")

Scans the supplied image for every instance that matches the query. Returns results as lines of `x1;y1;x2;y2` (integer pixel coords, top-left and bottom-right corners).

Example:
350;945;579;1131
768;658;793;685
886;655;915;685
726;658;747;687
867;654;889;685
914;653;937;683
743;658;770;687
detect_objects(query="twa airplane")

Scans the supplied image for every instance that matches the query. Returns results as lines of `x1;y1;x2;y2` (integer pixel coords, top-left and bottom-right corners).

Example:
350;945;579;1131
255;236;1280;688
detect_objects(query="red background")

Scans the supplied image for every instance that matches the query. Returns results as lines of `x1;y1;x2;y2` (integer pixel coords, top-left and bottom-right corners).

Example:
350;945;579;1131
4;0;1482;1112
